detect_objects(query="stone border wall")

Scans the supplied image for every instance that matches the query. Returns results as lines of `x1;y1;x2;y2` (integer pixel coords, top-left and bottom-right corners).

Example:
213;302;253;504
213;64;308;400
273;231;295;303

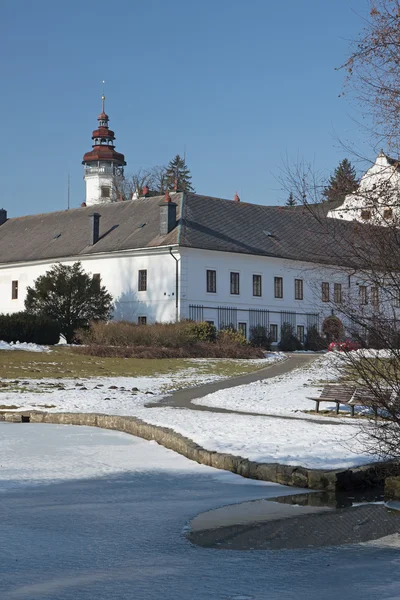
2;410;399;491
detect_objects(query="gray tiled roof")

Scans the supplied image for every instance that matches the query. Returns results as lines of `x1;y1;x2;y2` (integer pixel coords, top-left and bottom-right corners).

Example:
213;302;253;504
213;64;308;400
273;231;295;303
0;194;182;264
0;192;359;267
179;194;357;267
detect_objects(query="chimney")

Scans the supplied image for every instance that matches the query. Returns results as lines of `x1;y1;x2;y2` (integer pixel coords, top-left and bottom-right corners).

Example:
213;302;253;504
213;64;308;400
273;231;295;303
159;191;177;235
0;208;7;225
234;192;240;202
141;185;150;197
89;212;100;245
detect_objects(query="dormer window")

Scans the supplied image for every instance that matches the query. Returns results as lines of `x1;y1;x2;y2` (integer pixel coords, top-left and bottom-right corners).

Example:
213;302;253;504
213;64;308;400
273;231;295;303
361;209;371;220
384;208;393;219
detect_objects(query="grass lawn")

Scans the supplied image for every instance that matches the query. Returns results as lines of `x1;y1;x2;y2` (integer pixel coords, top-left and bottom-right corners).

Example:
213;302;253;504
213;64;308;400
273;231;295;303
0;347;268;380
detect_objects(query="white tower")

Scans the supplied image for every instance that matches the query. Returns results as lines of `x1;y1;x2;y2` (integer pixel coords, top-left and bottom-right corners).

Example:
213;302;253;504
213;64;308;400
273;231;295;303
82;93;126;206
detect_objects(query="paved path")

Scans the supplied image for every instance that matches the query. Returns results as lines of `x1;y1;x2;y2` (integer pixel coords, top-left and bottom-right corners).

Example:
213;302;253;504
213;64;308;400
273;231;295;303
146;353;345;425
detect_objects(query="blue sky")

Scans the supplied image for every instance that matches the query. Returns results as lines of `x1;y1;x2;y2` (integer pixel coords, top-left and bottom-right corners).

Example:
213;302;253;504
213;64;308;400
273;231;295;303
2;0;371;217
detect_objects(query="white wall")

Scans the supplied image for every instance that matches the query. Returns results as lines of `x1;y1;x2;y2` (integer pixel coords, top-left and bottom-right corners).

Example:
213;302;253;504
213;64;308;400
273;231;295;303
328;153;400;224
0;248;179;324
85;173;115;207
179;247;349;333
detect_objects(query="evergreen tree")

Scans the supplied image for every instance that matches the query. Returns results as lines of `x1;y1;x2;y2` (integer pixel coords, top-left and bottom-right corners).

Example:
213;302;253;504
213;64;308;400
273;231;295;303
25;262;113;343
165;155;194;192
322;158;359;203
285;192;296;206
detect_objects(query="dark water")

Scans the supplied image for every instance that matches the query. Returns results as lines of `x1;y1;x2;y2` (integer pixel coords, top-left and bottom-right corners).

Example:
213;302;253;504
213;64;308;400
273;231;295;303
187;488;400;550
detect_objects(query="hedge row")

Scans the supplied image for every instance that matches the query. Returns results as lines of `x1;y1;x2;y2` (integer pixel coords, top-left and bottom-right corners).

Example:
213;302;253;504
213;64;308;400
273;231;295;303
0;312;61;345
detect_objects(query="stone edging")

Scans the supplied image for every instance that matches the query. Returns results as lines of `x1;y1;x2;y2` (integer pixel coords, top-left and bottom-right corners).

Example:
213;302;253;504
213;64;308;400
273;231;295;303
1;410;399;491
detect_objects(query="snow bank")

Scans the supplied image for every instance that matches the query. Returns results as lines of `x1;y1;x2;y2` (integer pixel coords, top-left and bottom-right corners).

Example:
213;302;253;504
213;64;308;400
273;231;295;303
0;340;51;353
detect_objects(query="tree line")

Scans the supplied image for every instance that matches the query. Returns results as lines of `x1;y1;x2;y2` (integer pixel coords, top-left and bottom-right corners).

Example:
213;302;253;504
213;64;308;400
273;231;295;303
115;154;194;200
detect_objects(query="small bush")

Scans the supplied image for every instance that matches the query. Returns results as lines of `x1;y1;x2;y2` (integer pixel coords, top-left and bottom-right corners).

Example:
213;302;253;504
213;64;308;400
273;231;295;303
217;327;248;346
77;320;195;348
74;342;264;359
0;312;61;345
278;322;303;352
249;325;272;349
75;320;262;359
187;321;217;343
304;325;328;351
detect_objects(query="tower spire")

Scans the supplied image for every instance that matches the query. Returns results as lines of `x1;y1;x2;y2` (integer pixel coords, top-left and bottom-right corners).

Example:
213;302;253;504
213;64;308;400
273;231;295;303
82;88;126;206
101;80;105;113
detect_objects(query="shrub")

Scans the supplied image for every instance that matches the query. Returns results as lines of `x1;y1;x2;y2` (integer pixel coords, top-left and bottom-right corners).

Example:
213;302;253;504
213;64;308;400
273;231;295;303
249;325;272;349
187;321;217;343
0;312;61;345
217;327;248;346
278;322;303;352
77;320;194;348
74;342;264;359
304;325;328;351
75;320;262;358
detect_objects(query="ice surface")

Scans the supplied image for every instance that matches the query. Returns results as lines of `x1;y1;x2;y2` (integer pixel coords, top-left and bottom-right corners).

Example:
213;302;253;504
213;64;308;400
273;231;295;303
0;423;399;600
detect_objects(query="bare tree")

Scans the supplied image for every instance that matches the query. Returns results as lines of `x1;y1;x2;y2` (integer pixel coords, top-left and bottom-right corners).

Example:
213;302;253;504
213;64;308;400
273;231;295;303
275;0;400;457
113;165;167;201
342;0;400;154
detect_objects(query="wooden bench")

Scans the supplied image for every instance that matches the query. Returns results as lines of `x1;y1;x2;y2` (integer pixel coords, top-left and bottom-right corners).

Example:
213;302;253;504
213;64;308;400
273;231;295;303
308;385;391;416
349;388;389;417
307;385;356;415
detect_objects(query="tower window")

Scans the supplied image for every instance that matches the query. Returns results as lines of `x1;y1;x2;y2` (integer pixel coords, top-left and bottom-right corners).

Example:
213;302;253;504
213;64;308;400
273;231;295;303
101;186;110;198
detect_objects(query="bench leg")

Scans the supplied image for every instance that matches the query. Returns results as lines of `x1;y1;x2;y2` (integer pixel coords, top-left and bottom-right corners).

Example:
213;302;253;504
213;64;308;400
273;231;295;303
336;403;340;415
351;405;355;417
315;401;319;413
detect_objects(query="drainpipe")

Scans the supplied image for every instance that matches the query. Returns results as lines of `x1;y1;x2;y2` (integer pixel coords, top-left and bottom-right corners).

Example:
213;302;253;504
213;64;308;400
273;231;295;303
169;247;179;322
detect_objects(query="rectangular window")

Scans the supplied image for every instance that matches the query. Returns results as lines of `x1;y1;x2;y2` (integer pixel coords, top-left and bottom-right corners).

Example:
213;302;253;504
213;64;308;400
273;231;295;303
322;282;330;302
92;273;101;291
138;269;147;292
334;283;342;304
361;209;371;220
252;274;262;297
294;279;303;300
371;287;379;309
384;208;393;219
359;285;368;305
274;277;283;299
206;269;216;293
137;316;147;325
270;324;278;342
11;280;18;300
297;325;305;344
101;186;111;198
238;322;247;338
230;272;240;295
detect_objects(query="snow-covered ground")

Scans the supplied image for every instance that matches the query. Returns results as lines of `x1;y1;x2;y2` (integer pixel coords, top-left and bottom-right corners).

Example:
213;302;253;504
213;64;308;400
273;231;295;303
193;352;342;418
0;423;398;600
0;352;376;469
0;340;50;352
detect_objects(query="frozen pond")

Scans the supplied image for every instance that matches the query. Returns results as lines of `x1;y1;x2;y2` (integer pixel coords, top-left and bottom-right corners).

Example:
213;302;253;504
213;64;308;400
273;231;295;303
0;423;399;600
